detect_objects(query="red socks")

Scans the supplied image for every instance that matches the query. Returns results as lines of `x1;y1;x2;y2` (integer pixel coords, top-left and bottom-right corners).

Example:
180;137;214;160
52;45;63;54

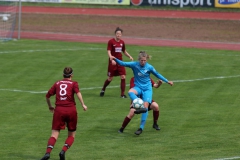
121;79;126;96
62;136;75;152
46;137;56;153
153;110;159;124
122;116;131;129
102;79;126;96
45;136;75;153
102;79;111;91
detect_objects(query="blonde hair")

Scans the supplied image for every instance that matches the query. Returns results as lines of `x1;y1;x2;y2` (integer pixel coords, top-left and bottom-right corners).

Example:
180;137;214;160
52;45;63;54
138;51;151;60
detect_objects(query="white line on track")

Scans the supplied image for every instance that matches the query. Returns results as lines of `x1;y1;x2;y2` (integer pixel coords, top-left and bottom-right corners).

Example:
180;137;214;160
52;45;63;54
0;75;239;94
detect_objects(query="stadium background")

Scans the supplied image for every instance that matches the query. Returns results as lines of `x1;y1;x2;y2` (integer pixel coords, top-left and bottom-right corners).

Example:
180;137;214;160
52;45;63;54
13;4;240;51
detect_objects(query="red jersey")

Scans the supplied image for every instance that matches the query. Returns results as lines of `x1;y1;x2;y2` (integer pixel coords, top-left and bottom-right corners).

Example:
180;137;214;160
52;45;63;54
46;79;80;107
107;38;126;60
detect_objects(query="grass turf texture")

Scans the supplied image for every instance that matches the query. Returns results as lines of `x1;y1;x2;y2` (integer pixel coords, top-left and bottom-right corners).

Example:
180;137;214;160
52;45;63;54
0;39;240;160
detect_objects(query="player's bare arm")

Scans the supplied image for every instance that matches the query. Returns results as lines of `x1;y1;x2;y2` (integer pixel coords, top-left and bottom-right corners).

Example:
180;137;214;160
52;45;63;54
107;50;112;60
123;51;133;61
46;97;55;113
154;80;163;88
111;55;116;60
76;92;87;111
108;50;116;65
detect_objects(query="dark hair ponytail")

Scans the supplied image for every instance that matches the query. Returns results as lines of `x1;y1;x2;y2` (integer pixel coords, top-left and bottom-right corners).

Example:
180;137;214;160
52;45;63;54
115;27;123;33
63;67;73;78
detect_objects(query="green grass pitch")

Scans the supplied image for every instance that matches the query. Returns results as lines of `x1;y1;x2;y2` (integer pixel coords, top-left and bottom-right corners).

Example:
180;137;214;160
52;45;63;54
0;39;240;160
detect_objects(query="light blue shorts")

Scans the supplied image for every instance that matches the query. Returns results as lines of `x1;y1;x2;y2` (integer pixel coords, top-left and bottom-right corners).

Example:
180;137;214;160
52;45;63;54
132;86;152;104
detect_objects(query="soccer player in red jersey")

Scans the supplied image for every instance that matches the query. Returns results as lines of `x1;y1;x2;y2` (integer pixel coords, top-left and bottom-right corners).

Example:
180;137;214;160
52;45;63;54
100;27;133;98
118;77;162;133
40;67;87;160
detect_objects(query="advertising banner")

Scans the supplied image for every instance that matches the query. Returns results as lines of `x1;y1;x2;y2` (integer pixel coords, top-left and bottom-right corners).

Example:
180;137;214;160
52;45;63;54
215;0;240;8
130;0;214;7
3;0;130;5
4;0;61;2
61;0;130;5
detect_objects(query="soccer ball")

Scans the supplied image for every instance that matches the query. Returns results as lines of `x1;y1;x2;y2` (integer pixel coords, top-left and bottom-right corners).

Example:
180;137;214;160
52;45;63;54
2;16;8;22
132;98;144;109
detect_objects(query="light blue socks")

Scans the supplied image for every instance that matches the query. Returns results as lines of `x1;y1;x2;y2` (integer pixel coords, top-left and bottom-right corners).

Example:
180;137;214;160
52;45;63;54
140;111;148;130
128;91;148;130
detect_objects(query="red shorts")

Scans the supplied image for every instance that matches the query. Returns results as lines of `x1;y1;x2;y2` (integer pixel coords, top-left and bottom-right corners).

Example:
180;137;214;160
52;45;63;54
52;106;78;131
107;60;126;77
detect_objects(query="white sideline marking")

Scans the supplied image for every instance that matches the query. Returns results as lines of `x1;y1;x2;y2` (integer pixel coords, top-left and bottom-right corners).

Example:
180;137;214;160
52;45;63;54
0;89;47;94
0;75;239;94
174;75;240;83
0;48;239;57
0;48;103;54
214;156;240;160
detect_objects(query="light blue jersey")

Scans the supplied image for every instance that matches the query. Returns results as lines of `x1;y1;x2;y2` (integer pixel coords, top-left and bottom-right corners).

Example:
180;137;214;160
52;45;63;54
114;58;169;90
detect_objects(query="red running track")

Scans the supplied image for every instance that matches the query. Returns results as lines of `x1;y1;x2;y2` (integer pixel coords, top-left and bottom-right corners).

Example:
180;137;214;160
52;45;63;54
21;6;240;20
15;6;240;51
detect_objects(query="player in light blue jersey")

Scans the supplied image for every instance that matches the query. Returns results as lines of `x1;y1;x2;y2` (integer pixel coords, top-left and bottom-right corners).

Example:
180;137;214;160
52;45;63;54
111;51;173;135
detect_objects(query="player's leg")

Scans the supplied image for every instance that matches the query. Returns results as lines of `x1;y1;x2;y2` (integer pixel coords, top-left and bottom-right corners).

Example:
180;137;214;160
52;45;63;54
135;89;152;135
119;66;127;98
135;102;149;135
100;61;114;97
119;108;135;133
40;130;60;160
41;109;63;160
150;101;160;130
59;131;76;160
120;74;127;98
100;76;113;97
128;87;147;114
59;108;77;160
128;87;140;101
